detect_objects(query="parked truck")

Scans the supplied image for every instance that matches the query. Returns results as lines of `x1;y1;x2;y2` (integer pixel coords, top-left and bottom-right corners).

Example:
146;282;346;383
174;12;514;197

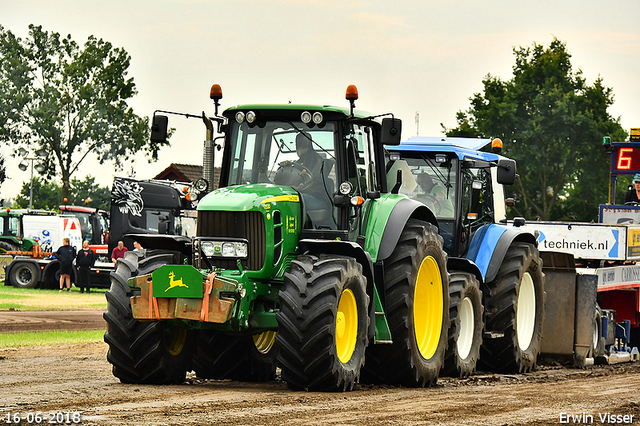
2;177;198;289
1;209;82;288
59;204;110;261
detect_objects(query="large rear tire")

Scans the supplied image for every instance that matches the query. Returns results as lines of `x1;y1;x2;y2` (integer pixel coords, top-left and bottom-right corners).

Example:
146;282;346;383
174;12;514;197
103;250;195;384
0;241;20;254
442;271;483;378
361;220;449;387
193;330;278;382
480;241;545;373
276;254;369;391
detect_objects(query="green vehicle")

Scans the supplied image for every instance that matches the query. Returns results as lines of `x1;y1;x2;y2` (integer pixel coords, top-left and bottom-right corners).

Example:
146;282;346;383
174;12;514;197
0;209;39;253
103;85;450;391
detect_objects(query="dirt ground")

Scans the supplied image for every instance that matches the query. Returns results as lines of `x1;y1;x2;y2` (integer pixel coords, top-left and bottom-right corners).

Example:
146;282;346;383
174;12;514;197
1;311;640;426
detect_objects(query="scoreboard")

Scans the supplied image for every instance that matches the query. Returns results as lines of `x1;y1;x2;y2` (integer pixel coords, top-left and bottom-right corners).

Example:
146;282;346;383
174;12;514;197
611;141;640;174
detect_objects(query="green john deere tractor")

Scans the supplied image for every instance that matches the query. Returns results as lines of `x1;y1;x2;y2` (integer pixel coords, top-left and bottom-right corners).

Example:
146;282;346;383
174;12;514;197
103;85;450;391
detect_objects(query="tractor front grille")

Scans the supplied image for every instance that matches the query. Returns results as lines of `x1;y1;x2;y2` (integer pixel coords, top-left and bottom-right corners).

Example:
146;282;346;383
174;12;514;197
197;211;266;271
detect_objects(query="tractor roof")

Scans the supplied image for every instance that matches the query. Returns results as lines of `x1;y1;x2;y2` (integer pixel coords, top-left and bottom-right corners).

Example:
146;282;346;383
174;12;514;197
389;136;502;162
224;104;374;120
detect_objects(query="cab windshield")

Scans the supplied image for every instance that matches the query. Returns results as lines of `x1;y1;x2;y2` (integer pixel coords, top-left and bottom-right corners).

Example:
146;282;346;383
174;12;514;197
227;120;337;186
387;155;458;220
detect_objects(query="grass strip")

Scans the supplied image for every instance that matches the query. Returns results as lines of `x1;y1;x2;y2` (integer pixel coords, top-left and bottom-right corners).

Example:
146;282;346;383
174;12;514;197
0;330;104;348
0;284;107;311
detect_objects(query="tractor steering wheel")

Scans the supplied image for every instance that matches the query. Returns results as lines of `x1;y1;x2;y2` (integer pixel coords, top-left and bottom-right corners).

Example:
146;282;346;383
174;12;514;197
273;160;314;192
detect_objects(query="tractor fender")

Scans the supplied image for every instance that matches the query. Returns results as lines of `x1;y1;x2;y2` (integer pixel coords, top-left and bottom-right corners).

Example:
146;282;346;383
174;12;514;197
466;223;537;283
5;258;44;286
376;198;438;262
447;256;483;284
298;239;377;341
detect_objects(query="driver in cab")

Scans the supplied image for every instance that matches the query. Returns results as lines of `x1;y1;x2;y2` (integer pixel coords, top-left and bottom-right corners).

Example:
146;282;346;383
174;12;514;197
415;173;454;217
295;132;329;210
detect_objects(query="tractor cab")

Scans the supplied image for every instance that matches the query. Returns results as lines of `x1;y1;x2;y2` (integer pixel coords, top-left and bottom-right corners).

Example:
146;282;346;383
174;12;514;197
386;136;515;257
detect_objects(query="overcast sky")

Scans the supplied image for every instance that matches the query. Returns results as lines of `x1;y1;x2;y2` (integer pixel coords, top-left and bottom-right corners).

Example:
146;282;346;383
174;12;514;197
1;0;639;200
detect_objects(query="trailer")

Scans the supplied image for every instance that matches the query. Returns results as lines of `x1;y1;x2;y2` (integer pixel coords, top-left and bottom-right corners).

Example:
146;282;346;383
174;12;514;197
521;219;640;350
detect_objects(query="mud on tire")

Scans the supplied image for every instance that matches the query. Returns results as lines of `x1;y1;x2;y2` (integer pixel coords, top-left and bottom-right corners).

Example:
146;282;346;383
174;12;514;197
479;241;545;373
360;219;449;387
103;250;195;384
276;254;369;391
442;271;483;378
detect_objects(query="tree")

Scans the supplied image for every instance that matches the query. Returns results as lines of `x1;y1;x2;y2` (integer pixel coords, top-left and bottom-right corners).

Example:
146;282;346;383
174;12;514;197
0;153;6;205
0;24;170;201
443;38;627;221
13;177;61;210
67;175;111;211
13;175;110;211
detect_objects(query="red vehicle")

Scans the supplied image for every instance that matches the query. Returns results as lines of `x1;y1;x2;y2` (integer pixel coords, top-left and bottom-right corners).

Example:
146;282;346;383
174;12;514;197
59;205;110;260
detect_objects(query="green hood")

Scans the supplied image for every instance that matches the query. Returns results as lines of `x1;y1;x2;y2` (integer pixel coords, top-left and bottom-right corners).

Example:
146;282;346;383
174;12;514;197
197;184;300;212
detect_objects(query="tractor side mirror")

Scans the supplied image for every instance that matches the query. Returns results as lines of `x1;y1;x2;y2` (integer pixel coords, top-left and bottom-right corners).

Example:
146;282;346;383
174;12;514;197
150;115;168;143
497;158;516;185
381;118;402;146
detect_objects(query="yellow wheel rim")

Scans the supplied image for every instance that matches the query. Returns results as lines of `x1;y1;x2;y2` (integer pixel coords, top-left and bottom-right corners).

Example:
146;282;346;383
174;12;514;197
166;324;187;356
413;256;444;360
336;288;358;363
253;330;276;354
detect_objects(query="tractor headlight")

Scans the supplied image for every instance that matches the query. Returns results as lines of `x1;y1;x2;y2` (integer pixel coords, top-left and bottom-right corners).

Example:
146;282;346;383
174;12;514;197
200;239;248;259
200;241;220;257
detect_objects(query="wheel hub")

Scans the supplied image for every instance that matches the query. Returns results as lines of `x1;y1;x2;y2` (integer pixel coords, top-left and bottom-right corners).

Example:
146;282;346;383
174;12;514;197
335;288;357;364
414;256;444;360
516;272;536;351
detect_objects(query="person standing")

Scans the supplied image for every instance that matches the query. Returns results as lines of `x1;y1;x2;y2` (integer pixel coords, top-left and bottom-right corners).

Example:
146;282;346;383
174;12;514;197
111;240;128;265
56;238;76;292
625;174;640;204
76;240;96;293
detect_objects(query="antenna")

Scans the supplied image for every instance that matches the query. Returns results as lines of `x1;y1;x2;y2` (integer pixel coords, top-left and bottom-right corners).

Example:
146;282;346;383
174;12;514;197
415;111;419;136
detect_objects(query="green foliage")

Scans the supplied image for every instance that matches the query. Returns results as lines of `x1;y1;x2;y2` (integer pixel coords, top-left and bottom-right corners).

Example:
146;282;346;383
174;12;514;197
13;175;110;211
0;24;170;200
444;38;627;221
0;154;6;185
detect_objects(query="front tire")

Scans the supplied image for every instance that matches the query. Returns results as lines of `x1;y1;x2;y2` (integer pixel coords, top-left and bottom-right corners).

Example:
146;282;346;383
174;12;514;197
103;250;195;384
480;242;545;373
276;255;369;391
442;271;483;378
361;220;449;387
10;262;39;288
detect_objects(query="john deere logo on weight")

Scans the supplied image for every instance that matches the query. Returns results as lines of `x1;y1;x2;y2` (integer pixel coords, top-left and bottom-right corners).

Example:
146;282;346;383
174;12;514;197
152;265;204;298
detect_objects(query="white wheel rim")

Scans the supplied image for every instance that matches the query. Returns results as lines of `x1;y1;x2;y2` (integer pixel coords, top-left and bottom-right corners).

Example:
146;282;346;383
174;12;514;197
516;272;536;351
592;315;600;351
457;296;474;360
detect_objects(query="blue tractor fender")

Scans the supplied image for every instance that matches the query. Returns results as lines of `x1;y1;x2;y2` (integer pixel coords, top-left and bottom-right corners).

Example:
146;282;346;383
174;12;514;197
465;223;538;283
377;198;438;261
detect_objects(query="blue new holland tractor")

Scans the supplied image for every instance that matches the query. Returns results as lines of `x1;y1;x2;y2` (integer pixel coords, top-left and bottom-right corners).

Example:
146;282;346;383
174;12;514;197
386;136;545;377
